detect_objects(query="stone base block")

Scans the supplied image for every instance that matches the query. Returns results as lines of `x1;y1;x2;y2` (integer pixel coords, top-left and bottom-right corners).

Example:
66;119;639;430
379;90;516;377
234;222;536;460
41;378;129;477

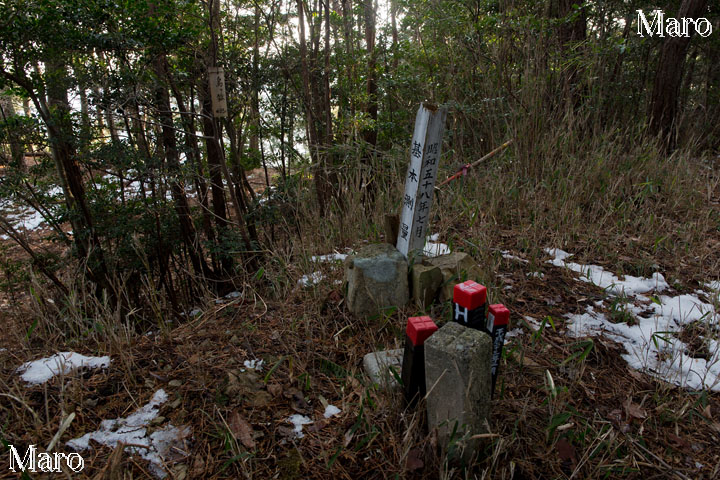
425;322;492;461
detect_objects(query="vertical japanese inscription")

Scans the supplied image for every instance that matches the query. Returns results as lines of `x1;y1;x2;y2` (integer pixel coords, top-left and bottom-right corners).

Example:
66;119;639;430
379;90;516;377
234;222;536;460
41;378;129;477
396;104;447;258
208;67;228;118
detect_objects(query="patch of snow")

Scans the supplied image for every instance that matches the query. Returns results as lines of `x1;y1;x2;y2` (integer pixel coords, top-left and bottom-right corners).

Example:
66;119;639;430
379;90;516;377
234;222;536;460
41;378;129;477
187;308;202;317
522;316;541;331
546;248;669;296
323;405;341;418
553;249;719;391
225;291;241;299
704;281;720;292
287;414;312;438
243;359;264;371
544;247;573;262
527;271;544;279
423;240;450;257
7;208;46;232
298;271;324;287
504;328;523;341
17;352;111;384
67;390;189;478
311;253;348;262
502;251;528;263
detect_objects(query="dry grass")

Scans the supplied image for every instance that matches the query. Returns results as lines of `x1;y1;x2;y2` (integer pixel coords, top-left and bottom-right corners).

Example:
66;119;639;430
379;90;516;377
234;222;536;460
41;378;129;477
1;125;720;479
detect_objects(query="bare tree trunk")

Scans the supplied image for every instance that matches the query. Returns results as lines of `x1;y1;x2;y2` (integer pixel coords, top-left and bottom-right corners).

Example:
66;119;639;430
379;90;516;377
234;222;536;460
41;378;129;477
44;55;110;290
297;0;328;214
168;79;217;258
0;94;24;167
152;54;212;279
648;0;708;148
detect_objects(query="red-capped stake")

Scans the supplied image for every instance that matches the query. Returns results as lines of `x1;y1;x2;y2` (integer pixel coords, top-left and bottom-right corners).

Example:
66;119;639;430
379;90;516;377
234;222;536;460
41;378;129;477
406;316;438;346
453;281;487;310
401;316;438;405
488;304;510;397
452;280;488;332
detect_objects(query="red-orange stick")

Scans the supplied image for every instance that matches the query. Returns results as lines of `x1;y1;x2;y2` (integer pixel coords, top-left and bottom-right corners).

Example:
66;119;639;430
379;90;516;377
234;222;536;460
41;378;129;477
436;139;513;188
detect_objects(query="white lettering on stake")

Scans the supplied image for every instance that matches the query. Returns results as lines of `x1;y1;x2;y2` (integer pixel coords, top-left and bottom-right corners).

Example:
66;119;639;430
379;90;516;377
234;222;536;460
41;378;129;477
396;104;447;258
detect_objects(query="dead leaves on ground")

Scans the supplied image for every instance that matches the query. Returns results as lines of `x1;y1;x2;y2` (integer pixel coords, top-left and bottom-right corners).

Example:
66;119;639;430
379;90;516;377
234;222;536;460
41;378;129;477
229;411;256;449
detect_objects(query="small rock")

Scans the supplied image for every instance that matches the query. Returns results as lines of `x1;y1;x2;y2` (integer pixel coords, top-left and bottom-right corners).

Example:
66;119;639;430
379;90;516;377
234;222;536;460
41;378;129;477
83;398;98;408
230;335;241;346
171;463;188;480
169;397;182;409
363;349;403;389
151;416;166;426
168;379;182;387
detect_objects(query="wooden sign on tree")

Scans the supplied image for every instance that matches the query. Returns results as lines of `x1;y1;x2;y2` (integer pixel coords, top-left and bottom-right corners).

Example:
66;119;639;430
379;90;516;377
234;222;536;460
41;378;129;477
208;67;228;118
396;103;447;258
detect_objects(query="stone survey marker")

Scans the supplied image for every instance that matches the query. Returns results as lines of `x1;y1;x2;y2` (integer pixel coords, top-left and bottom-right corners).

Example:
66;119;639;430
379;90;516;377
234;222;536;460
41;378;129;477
425;321;492;460
396;104;448;258
208;67;228;118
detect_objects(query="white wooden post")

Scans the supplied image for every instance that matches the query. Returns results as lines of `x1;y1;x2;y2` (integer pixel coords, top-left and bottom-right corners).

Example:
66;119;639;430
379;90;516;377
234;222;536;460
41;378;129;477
208;67;228;118
396;103;447;258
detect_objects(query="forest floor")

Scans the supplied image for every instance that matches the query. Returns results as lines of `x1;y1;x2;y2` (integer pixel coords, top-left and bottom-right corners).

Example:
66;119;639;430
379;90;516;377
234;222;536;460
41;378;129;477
1;157;720;479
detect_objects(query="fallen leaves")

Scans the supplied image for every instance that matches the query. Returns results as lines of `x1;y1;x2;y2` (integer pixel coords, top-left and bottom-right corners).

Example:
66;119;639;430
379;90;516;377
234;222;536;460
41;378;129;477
405;448;424;471
229;411;256;450
623;398;648;421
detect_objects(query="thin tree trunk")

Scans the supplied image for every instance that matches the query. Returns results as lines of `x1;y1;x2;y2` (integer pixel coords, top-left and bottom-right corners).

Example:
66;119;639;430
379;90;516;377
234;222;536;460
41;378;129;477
152;54;212;279
648;0;709;148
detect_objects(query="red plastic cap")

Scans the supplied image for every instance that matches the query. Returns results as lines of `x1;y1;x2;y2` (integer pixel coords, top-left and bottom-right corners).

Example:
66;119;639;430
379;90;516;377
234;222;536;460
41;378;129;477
453;281;487;310
406;316;438;346
489;304;510;326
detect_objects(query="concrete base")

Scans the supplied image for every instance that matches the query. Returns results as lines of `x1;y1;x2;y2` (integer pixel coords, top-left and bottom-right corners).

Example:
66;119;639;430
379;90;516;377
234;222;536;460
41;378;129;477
425;252;483;302
345;244;409;316
411;263;443;309
425;322;492;462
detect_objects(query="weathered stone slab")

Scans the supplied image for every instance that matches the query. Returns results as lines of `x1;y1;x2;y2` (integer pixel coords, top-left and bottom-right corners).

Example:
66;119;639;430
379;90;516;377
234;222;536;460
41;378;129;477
425;321;492;461
425;252;482;301
363;349;403;389
411;264;443;309
345;243;409;316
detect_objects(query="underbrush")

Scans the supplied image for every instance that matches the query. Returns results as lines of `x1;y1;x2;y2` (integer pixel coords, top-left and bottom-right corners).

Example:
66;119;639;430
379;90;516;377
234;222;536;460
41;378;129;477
0;125;719;479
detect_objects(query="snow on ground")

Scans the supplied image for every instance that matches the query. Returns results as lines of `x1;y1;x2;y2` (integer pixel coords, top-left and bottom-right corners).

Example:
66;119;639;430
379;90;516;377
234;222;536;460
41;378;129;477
298;271;324;287
545;248;669;296
287;414;313;438
17;352;111;384
502;251;528;263
243;359;264;371
547;248;720;391
504;328;523;341
323;405;341;418
424;233;450;257
67;390;190;478
311;253;348;262
2;207;47;233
